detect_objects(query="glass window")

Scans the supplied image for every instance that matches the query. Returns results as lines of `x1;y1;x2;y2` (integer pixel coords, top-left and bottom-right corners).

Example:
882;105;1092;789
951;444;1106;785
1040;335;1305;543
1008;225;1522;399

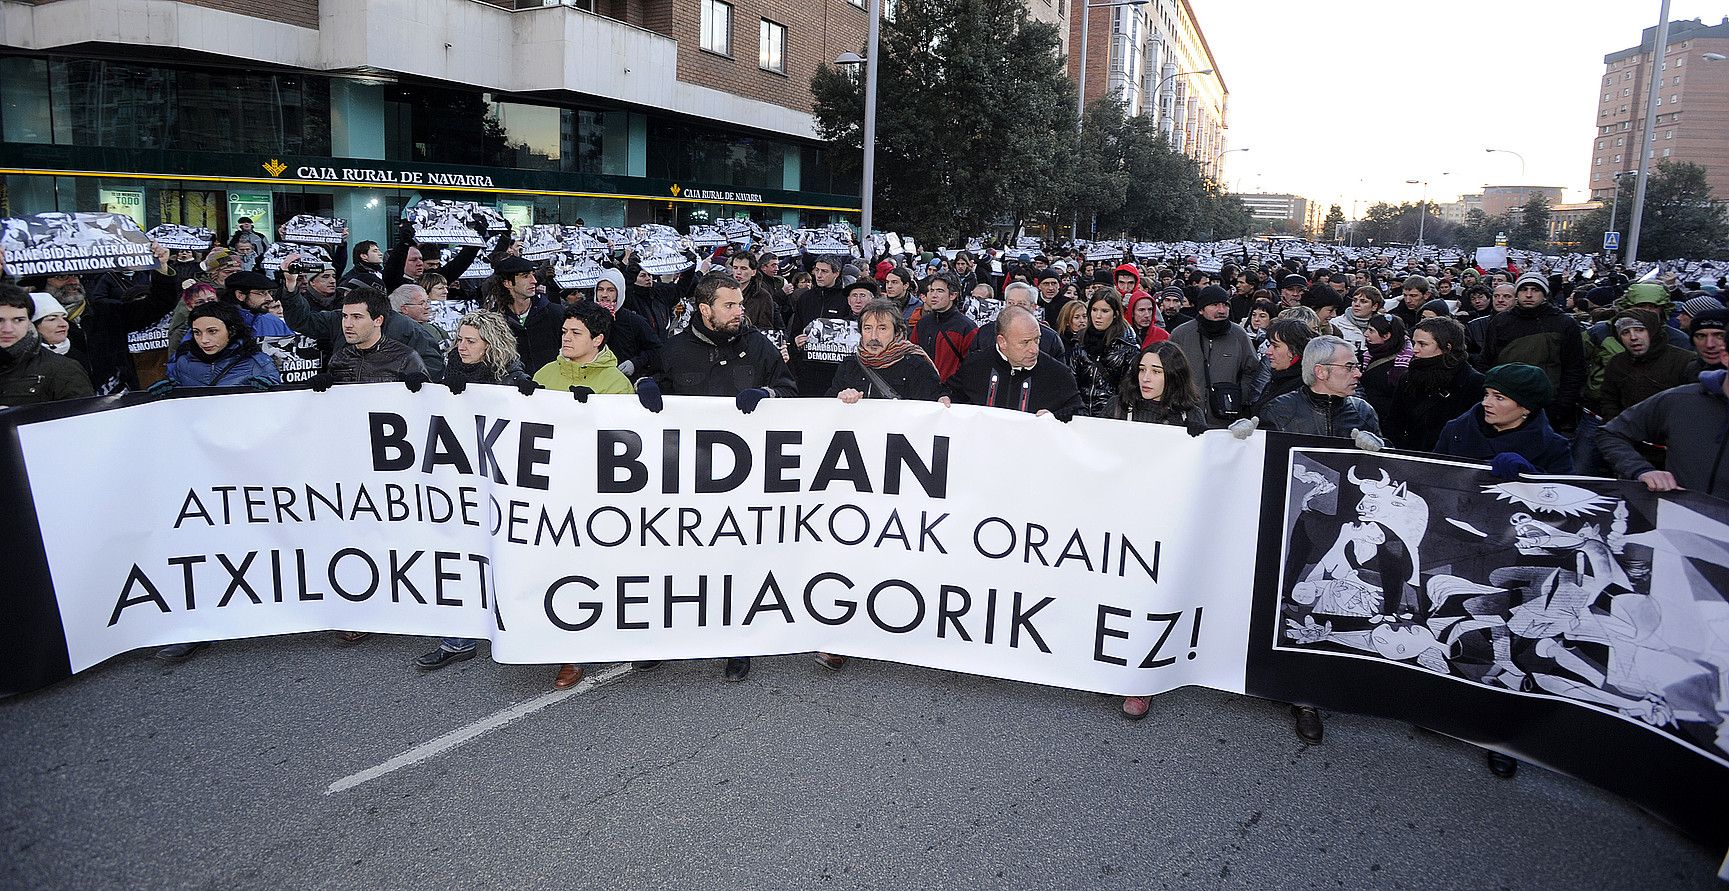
646;117;787;190
0;57;53;144
701;0;733;55
494;101;562;171
759;19;787;73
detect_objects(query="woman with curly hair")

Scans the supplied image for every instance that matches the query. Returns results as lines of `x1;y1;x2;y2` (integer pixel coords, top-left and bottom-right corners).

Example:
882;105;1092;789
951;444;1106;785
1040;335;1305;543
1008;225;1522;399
440;309;536;393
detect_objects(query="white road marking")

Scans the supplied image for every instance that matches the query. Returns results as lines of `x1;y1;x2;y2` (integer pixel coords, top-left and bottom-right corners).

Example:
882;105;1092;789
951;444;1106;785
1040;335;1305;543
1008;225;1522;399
325;663;635;794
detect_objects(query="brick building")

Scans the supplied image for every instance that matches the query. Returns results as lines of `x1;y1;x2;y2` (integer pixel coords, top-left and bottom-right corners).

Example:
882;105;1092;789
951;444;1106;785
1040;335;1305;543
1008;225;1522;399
1589;16;1729;203
0;0;868;248
1067;0;1228;180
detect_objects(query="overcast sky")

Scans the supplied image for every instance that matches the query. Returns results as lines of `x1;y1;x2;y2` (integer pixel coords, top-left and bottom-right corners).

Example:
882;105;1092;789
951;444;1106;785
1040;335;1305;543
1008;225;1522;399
1198;0;1727;214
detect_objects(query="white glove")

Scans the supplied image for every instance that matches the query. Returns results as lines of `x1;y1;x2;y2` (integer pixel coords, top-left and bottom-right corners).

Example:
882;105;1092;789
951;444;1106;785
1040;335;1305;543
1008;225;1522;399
1351;429;1385;453
1228;417;1259;440
618;359;636;377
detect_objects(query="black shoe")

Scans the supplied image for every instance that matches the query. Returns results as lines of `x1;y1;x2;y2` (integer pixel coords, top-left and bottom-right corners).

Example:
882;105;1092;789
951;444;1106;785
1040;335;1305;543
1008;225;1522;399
631;660;663;670
155;642;208;661
1486;750;1519;778
1292;705;1324;743
414;647;476;671
723;657;750;682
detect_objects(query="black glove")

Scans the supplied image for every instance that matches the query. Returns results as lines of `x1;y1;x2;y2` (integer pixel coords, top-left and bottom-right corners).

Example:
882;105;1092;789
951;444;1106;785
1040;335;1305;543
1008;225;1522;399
1186;416;1208;438
570;385;594;403
146;379;175;397
446;377;468;395
635;378;664;413
736;387;771;414
241;375;275;392
397;218;416;244
403;371;429;393
515;378;538;396
308;373;335;392
469;216;491;239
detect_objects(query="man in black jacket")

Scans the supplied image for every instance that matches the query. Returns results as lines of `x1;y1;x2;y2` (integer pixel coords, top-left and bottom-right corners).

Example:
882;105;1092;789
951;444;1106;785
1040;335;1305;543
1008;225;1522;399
495;255;561;373
828;298;941;402
940;306;1082;420
787;254;851;395
634;272;796;683
311;289;428;388
1480;271;1586;430
279;254;445;378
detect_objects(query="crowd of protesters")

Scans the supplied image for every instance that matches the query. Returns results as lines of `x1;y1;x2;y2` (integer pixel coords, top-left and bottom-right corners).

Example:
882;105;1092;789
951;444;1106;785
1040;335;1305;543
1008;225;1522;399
4;219;1727;770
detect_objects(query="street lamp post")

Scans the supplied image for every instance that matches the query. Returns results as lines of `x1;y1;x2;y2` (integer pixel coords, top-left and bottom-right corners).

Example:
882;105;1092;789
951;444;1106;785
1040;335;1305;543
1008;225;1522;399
1626;0;1672;268
1215;146;1249;184
1073;0;1147;239
1403;173;1450;248
832;0;881;248
1483;147;1526;179
1151;67;1213;139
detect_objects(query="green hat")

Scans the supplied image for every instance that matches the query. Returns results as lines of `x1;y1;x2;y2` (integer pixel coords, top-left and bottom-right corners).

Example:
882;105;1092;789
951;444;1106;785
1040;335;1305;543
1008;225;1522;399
1484;363;1554;411
1619;281;1673;311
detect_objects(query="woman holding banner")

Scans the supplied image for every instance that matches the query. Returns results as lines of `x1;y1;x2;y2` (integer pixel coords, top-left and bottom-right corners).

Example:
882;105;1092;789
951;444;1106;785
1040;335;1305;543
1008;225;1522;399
160;303;281;389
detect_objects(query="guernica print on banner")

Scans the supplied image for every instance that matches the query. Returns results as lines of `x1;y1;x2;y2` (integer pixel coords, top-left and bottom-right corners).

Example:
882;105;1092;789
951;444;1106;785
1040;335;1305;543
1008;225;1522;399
1275;448;1729;768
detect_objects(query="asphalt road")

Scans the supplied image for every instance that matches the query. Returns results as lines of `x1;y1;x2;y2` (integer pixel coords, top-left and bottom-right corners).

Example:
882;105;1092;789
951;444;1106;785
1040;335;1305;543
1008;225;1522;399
2;634;1721;890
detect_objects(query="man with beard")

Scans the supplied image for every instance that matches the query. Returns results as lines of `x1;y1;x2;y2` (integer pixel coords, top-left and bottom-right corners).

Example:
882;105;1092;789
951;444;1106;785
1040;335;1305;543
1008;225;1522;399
1599;308;1696;420
36;242;181;394
940;305;1082;420
829;298;941;402
634;272;796;683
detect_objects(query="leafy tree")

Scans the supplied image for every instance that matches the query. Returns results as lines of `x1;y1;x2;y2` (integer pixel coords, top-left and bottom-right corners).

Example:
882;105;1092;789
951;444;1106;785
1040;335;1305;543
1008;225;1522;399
1509;194;1552;251
1322;204;1346;242
811;0;1076;240
1571;161;1729;260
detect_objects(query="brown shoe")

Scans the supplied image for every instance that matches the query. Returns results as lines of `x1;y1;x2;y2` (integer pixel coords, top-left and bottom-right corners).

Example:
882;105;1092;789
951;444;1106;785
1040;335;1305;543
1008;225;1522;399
813;652;847;671
553;664;584;689
1121;696;1150;720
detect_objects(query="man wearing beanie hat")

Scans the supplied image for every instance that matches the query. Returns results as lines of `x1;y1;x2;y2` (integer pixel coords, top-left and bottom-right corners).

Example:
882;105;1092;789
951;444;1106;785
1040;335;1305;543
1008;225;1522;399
1677;294;1725;332
1599;366;1729;500
1169;284;1259;428
1686;307;1728;376
1599;308;1695;420
1480;270;1586;430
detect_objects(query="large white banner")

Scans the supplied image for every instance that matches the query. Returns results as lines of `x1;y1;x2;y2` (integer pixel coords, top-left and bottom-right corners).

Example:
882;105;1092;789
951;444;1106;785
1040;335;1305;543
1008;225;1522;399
17;388;1266;696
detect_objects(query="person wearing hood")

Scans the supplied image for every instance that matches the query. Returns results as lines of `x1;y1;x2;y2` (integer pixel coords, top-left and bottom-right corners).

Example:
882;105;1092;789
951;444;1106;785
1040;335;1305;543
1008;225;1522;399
1434;363;1573;477
1686;308;1728;376
531;300;634;397
1385;317;1484;452
589;266;661;376
1070;287;1142;418
1599;308;1696;421
788;255;854;395
910;272;977;381
30;291;92;381
1480;271;1586;431
1582;282;1691;409
1125;289;1169;346
0;285;93;406
940;306;1083;420
1169;285;1259;428
1599;367;1729;501
159;301;280;389
1113;263;1152;316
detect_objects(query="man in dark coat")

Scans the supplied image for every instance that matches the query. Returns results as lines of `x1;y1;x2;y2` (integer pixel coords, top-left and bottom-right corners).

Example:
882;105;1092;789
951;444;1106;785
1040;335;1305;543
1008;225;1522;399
634;271;797;684
0;284;93;405
787;255;852;395
1480;271;1585;430
828;298;941;402
941;306;1082;420
279;257;445;378
494;256;561;374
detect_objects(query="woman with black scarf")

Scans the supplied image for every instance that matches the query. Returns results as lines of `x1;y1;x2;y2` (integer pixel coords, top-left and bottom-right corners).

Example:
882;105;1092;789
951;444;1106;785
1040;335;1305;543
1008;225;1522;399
1386;317;1485;452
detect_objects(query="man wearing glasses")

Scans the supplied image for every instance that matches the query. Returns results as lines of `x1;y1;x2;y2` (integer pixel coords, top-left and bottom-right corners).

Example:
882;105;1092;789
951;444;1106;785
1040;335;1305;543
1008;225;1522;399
1252;335;1382;442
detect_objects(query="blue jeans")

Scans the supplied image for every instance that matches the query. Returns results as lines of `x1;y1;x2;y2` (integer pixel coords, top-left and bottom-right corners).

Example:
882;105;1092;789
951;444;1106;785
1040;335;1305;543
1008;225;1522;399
1572;411;1605;477
439;638;478;653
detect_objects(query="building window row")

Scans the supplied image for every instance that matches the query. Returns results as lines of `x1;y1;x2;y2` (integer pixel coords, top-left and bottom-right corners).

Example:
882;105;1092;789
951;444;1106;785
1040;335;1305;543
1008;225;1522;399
700;0;791;74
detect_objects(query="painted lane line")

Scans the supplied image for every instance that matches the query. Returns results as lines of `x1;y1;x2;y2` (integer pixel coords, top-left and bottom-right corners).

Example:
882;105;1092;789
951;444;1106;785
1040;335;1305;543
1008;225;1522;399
325;663;635;794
